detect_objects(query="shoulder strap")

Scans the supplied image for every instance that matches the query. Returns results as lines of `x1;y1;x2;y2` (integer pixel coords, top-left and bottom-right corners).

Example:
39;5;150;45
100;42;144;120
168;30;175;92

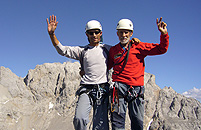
113;42;131;75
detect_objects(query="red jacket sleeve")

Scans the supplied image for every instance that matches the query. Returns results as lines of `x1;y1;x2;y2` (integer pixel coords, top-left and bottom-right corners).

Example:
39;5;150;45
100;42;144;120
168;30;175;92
139;33;169;56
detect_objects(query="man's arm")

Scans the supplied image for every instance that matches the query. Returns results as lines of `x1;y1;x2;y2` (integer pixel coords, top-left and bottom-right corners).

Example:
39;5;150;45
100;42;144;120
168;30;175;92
47;15;82;60
46;15;59;46
139;17;169;56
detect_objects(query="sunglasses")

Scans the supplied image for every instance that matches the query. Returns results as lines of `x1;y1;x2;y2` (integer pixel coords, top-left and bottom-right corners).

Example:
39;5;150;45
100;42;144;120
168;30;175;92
87;31;101;35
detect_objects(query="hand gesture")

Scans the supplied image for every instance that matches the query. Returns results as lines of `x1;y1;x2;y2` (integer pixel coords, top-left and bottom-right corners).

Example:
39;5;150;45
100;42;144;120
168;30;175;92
46;15;58;35
156;17;167;35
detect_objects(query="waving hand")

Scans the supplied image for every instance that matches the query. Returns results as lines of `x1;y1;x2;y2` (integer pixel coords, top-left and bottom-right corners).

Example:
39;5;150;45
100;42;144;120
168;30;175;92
46;15;58;35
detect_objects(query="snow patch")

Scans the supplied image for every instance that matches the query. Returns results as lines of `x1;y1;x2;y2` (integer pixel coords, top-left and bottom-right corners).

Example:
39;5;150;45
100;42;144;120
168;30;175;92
49;102;54;109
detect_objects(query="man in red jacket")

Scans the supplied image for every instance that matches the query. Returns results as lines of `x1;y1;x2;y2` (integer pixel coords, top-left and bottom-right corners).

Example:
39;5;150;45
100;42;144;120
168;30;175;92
108;17;169;130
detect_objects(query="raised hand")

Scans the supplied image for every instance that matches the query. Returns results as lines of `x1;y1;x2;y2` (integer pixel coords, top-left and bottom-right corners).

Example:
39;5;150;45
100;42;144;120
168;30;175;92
46;15;58;35
156;17;167;35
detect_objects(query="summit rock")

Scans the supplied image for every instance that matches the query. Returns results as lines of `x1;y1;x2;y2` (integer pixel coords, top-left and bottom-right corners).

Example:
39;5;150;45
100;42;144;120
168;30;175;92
0;62;200;130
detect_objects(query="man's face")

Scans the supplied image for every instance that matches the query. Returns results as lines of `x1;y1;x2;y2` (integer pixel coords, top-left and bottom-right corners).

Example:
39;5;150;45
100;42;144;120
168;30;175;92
86;29;102;44
117;29;133;44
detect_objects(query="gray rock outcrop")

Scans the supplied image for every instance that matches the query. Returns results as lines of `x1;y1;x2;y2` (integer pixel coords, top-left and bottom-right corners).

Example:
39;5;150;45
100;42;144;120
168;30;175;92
0;62;200;130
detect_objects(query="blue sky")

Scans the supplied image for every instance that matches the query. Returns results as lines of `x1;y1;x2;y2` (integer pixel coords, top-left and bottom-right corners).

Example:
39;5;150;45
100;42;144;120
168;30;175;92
1;0;201;100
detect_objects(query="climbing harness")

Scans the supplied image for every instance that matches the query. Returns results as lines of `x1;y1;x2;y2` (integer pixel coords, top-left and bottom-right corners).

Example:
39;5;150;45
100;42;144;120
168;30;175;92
111;84;144;113
96;84;107;105
124;86;138;103
78;83;108;106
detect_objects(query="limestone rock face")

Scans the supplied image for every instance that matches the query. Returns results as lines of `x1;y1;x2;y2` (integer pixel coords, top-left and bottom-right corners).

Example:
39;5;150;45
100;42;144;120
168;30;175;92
0;62;200;130
150;87;201;130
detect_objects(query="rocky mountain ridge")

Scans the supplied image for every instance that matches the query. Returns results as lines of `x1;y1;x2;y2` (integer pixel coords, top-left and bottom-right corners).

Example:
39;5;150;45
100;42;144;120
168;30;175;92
0;62;200;130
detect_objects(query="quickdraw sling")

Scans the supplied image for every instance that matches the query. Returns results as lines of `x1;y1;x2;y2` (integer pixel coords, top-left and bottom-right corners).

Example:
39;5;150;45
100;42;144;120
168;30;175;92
113;42;131;75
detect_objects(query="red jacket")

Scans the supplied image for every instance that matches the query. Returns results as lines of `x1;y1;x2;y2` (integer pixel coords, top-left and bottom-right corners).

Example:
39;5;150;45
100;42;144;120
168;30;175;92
108;33;169;86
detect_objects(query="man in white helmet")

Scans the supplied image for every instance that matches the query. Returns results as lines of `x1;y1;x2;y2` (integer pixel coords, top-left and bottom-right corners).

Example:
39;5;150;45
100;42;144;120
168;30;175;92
46;15;140;130
108;17;169;130
46;15;110;130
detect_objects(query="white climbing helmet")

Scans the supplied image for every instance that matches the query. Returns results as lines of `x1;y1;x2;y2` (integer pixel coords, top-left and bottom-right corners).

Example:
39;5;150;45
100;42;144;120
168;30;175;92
116;19;133;31
85;20;102;32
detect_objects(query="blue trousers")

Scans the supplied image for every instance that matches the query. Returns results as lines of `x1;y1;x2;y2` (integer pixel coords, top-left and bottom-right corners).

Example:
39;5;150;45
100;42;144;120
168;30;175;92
73;84;109;130
111;82;145;130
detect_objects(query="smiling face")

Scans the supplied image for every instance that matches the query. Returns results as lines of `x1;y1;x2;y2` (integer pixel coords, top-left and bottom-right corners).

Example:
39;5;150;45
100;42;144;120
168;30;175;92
117;29;133;45
86;29;102;46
